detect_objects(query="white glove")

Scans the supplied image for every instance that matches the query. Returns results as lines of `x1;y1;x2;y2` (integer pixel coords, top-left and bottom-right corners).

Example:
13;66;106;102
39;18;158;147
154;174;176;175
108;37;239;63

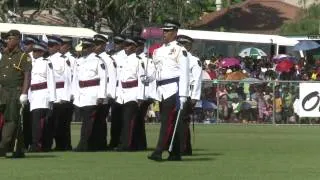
19;94;28;105
179;96;187;110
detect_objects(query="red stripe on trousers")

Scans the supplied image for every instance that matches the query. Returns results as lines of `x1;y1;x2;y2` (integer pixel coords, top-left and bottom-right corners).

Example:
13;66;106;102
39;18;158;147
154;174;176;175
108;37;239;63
88;110;96;137
39;117;45;149
162;107;177;149
128;115;136;148
0;113;4;129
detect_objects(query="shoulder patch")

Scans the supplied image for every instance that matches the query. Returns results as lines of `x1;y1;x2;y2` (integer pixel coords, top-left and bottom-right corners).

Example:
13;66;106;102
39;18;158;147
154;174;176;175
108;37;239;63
66;60;71;67
100;63;106;70
96;55;102;59
136;55;142;59
48;62;53;69
182;50;187;57
110;56;117;68
43;58;48;61
197;60;202;67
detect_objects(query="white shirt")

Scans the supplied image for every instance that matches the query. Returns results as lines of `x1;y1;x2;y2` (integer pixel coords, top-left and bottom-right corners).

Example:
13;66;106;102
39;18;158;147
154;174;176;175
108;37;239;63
49;52;72;102
112;50;127;103
117;53;140;104
72;53;107;107
29;56;56;111
153;41;190;101
188;52;202;100
99;51;117;100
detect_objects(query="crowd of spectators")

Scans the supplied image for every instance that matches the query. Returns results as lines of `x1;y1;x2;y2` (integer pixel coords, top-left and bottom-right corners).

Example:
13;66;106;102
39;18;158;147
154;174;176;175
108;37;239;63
198;55;320;124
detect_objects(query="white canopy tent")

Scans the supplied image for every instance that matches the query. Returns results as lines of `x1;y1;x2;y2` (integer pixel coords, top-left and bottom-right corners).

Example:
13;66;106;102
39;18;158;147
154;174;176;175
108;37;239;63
0;23;97;38
178;29;299;47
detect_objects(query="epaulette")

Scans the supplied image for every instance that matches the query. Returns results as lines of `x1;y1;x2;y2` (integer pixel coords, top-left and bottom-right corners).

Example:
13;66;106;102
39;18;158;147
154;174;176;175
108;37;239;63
136;55;142;60
43;58;48;61
96;55;102;59
109;55;117;68
61;54;67;58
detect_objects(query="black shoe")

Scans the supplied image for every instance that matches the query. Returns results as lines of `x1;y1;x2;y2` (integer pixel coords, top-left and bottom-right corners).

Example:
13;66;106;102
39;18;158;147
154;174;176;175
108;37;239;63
12;152;25;158
0;149;6;157
147;153;162;162
181;151;192;156
66;146;73;151
28;146;41;153
54;147;65;151
167;155;182;161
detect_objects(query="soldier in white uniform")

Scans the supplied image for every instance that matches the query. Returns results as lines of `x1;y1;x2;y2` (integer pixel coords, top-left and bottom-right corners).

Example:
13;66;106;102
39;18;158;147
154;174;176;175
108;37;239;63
28;41;56;152
148;20;190;161
109;35;127;149
72;38;107;152
92;34;109;151
177;35;202;156
22;36;39;150
136;37;156;150
57;36;76;150
47;35;72;151
115;37;141;151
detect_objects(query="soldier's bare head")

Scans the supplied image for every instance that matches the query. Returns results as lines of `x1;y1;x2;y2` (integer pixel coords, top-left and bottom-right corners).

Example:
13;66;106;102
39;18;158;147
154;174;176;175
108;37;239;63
6;29;21;50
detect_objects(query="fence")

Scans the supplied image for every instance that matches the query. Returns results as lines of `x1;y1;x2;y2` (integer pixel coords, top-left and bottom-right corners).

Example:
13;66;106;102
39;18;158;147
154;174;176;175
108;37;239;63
198;79;320;124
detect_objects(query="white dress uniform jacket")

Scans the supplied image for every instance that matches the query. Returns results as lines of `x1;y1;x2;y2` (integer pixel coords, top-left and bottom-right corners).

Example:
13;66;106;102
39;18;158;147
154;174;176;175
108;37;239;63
112;50;127;103
72;53;107;107
49;52;72;102
137;53;156;100
29;57;56;111
188;52;202;100
99;52;117;100
153;41;190;101
117;53;140;104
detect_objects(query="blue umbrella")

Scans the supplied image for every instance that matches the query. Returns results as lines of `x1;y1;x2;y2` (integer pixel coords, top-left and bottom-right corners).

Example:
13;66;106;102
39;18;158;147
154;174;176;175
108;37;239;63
293;40;320;51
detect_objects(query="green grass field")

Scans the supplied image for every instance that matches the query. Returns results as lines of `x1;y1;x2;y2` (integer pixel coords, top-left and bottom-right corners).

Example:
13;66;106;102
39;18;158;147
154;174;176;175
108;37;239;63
1;124;320;180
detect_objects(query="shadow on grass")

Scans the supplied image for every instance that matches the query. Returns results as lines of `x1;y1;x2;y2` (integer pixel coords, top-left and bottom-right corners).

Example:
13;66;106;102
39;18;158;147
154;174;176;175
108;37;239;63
182;157;215;162
192;148;207;151
24;154;57;158
191;152;224;157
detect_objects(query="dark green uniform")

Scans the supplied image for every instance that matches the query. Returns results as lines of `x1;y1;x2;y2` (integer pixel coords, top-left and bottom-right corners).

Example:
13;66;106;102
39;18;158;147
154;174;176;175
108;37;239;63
0;47;31;157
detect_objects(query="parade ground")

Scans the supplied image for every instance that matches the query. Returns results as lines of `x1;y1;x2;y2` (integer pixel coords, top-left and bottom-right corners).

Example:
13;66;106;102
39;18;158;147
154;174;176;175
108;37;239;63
1;124;320;180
